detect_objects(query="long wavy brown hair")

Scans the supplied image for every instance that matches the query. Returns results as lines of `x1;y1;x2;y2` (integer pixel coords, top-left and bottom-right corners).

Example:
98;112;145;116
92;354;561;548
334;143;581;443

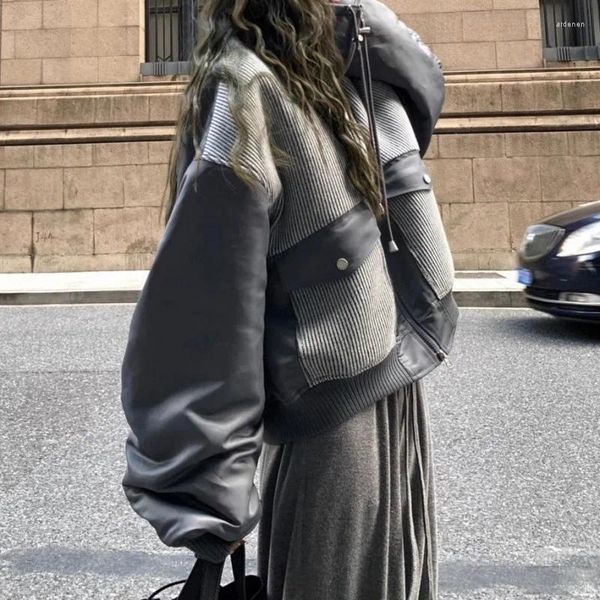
159;0;384;227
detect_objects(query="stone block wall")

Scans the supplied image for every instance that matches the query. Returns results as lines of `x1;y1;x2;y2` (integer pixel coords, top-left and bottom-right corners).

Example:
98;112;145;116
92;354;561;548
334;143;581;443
1;0;546;85
0;139;168;272
427;72;600;269
427;131;592;269
1;1;600;273
2;70;600;272
0;0;144;85
389;0;543;70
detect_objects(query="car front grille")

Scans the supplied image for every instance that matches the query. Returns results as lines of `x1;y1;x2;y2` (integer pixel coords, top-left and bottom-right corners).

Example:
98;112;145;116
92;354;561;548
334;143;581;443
526;286;559;300
520;224;565;260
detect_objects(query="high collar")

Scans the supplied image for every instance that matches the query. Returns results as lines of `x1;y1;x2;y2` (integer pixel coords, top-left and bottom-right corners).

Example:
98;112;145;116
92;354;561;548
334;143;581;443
332;1;361;74
332;0;446;159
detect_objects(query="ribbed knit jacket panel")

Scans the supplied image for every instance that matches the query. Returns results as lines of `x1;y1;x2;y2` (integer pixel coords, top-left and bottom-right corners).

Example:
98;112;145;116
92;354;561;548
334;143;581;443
387;189;456;300
342;76;420;162
342;69;456;303
205;37;399;386
200;35;456;440
290;241;398;385
200;71;283;213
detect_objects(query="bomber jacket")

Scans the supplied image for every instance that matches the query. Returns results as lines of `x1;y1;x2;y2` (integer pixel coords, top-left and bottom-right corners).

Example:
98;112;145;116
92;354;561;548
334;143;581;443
120;0;459;565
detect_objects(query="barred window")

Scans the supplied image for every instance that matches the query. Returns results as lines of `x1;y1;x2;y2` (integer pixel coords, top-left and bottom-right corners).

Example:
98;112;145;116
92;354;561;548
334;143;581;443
142;0;199;75
540;0;600;60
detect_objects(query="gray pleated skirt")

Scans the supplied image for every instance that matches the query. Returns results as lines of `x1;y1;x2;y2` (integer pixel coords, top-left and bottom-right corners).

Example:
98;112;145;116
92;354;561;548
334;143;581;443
257;379;438;600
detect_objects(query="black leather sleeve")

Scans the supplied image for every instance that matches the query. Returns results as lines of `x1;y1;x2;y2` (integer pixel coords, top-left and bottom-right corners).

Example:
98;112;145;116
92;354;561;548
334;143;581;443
120;154;270;563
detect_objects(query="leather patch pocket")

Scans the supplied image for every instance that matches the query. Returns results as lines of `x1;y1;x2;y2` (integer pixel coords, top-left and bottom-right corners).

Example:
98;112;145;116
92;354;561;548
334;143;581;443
272;201;398;387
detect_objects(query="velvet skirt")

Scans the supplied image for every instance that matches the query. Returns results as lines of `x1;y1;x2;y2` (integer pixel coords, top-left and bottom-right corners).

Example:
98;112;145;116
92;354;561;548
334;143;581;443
256;378;438;600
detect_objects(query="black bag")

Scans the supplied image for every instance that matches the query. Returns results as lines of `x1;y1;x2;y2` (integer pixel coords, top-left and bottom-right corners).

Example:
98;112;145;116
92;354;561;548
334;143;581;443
143;541;265;600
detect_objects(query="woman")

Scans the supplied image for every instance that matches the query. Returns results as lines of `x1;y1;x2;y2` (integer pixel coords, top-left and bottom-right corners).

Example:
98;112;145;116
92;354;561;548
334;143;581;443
120;0;458;598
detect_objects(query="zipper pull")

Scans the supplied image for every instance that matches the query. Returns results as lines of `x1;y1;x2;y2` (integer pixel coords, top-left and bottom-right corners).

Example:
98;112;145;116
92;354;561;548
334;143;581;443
436;349;453;369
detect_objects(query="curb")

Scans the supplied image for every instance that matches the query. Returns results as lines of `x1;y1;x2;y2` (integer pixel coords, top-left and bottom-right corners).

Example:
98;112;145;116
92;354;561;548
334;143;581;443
0;290;141;305
454;290;528;308
0;270;527;308
0;289;529;307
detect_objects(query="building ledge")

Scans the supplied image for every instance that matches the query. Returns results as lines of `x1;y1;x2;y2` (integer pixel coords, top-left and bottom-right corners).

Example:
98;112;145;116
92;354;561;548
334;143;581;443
2;68;600;137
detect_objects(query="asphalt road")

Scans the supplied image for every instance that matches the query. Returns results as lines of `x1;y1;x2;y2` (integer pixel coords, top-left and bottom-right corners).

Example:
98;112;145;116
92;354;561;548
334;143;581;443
0;305;599;599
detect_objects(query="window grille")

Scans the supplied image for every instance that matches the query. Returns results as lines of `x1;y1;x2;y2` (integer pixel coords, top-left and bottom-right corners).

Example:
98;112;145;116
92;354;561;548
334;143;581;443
142;0;199;76
540;0;600;60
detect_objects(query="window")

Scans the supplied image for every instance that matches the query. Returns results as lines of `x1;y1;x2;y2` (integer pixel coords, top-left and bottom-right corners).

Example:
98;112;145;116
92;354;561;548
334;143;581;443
142;0;199;75
540;0;600;60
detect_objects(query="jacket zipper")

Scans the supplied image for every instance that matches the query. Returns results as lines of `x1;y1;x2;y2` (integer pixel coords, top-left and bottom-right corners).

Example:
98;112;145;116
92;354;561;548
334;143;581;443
393;290;453;369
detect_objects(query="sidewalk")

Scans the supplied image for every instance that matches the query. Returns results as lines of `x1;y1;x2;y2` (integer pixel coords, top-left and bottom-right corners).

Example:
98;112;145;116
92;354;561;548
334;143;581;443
0;269;527;307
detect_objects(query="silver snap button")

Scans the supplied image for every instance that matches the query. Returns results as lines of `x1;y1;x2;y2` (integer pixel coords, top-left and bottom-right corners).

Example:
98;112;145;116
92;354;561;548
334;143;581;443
336;257;349;270
423;173;431;184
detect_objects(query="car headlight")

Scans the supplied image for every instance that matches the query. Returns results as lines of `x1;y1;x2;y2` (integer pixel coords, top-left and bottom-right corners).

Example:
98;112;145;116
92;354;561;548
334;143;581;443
556;221;600;257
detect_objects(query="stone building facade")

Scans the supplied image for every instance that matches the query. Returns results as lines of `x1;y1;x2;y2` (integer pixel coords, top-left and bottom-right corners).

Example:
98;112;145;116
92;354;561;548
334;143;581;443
0;0;599;272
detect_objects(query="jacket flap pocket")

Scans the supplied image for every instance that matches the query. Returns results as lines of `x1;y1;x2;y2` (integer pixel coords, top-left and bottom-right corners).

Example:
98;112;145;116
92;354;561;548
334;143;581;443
273;201;381;291
384;149;432;197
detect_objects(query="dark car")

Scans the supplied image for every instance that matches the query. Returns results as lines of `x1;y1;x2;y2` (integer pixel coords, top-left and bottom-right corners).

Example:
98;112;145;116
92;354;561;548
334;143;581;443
516;201;600;322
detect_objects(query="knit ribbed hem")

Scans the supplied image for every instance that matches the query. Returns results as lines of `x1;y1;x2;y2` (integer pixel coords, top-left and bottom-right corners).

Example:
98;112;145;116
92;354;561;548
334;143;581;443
263;290;459;445
264;338;418;445
184;533;240;564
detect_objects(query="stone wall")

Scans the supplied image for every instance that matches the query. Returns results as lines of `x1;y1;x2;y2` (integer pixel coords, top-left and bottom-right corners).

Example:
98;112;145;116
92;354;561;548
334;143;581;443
431;71;600;269
429;130;593;269
0;140;167;272
0;0;144;85
1;0;600;273
1;71;599;273
1;0;544;85
389;0;543;70
0;79;177;272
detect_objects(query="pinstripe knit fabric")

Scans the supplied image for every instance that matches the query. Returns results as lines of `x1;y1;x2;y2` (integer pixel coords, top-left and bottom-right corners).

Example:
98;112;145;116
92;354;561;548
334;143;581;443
203;35;452;389
200;80;238;164
202;63;283;209
342;77;420;162
260;84;366;253
345;78;455;301
210;38;381;254
387;189;456;300
290;241;398;386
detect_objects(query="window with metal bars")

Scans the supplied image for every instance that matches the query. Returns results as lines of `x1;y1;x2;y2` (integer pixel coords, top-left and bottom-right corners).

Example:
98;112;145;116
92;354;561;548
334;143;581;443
540;0;600;60
142;0;199;75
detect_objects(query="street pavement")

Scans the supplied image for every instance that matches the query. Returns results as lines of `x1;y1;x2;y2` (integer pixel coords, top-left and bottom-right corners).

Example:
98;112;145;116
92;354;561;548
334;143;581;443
0;305;599;599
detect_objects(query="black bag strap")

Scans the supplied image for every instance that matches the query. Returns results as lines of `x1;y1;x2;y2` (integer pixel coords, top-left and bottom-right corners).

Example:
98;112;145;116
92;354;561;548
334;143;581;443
230;542;247;600
178;542;248;600
178;557;224;600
